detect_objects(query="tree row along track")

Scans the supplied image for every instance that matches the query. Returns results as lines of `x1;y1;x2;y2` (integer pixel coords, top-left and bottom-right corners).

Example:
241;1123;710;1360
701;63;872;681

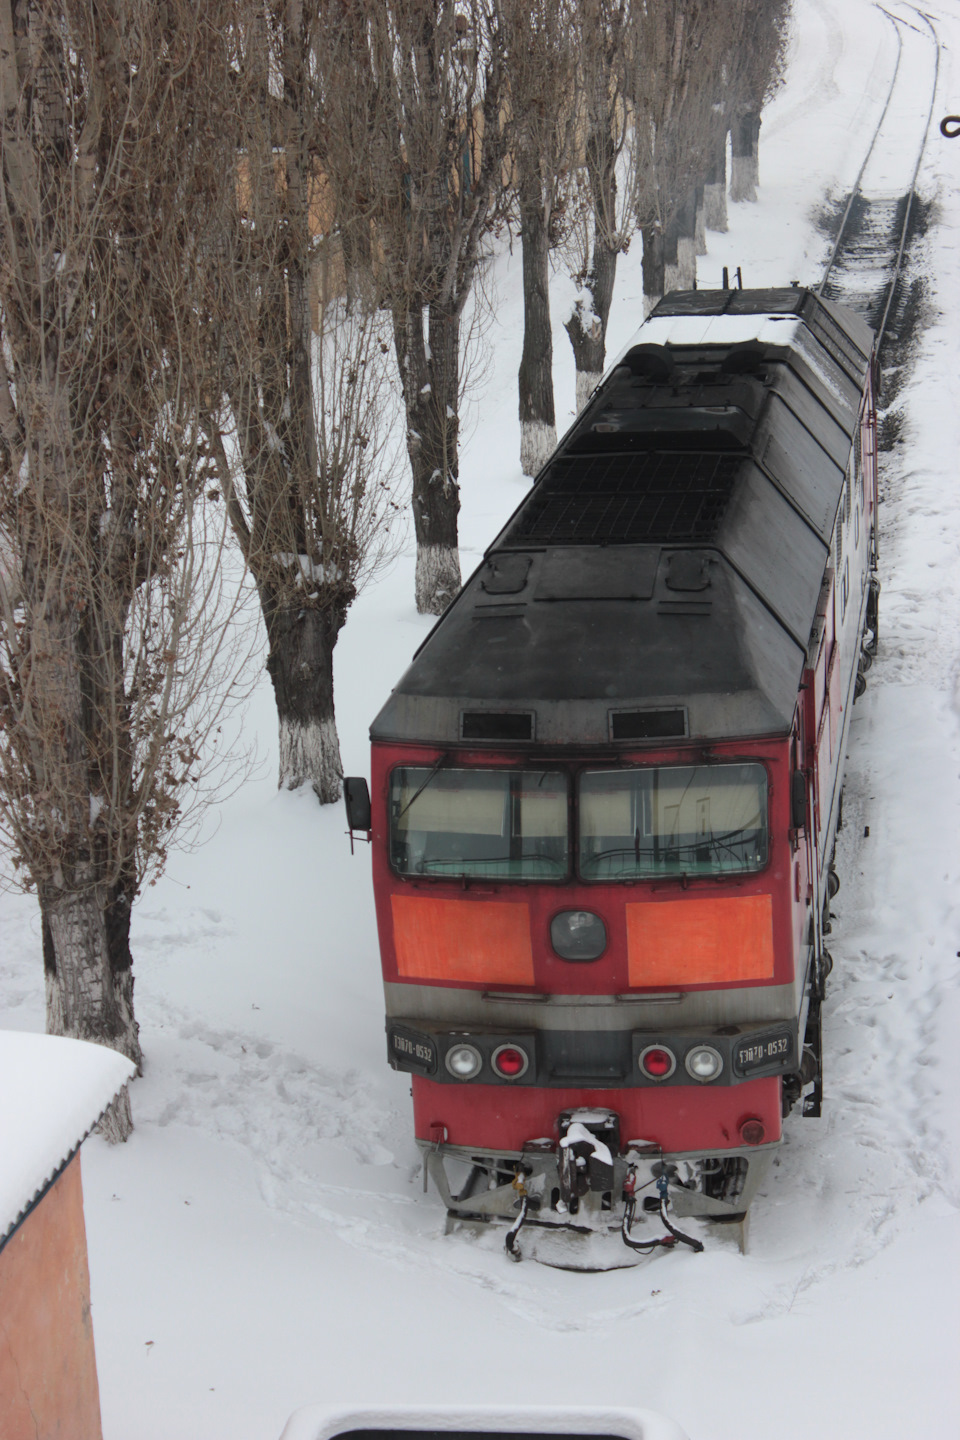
819;2;940;348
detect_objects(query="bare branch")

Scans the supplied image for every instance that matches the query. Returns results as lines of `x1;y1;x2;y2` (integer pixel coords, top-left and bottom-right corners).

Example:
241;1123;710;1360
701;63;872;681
0;0;258;1105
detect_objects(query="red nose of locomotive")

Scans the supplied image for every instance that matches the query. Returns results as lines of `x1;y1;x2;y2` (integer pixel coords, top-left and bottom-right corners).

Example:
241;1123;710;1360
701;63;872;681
364;736;807;1255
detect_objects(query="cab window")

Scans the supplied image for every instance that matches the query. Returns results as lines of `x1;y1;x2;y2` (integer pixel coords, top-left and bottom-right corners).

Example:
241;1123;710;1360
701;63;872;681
390;767;569;879
578;763;768;880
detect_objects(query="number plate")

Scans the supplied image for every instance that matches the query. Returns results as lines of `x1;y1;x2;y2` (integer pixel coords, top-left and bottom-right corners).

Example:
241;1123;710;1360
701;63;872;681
387;1025;438;1076
733;1029;795;1077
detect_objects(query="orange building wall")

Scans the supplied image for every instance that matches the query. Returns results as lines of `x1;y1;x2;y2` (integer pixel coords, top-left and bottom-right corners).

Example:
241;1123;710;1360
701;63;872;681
0;1154;103;1440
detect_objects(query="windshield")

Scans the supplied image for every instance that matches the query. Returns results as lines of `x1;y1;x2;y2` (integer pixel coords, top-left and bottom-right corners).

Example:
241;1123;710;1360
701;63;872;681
390;767;569;879
579;763;768;880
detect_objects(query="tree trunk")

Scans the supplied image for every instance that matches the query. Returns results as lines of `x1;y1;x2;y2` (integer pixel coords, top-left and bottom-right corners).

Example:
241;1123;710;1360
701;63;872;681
704;127;729;231
642;224;665;316
393;301;462;615
694;184;707;256
264;599;346;802
518;171;557;477
96;1088;134;1143
664;191;697;295
42;877;141;1141
730;111;761;203
340;218;376;309
674;191;698;290
23;364;142;1135
564;235;618;414
663;218;682;297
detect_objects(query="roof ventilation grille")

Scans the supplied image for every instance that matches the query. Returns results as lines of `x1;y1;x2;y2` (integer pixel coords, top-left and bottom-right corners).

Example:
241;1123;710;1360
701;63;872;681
505;452;737;547
461;711;534;742
610;709;686;741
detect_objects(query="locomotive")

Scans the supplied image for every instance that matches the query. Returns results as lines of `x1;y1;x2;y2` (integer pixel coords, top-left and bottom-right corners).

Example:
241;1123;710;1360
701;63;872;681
345;286;879;1257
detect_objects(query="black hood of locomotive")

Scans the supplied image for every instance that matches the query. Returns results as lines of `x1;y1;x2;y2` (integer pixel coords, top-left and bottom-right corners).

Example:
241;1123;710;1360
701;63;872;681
371;288;874;749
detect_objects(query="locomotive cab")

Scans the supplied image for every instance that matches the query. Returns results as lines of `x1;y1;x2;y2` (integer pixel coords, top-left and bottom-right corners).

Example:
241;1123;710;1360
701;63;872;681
355;287;878;1256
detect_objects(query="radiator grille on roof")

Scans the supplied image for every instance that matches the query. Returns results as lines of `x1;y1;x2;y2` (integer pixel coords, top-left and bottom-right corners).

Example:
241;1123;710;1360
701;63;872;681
503;452;738;547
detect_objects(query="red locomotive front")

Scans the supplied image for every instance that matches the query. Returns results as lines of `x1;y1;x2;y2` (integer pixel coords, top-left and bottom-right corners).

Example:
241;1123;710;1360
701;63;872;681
350;288;879;1257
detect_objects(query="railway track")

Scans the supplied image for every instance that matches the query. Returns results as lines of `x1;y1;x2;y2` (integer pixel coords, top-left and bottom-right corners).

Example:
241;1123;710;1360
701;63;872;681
818;2;940;351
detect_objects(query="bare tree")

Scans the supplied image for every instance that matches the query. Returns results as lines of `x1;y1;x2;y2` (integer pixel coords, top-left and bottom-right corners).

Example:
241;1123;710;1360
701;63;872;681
0;0;251;1133
682;1;792;234
729;0;792;203
323;0;511;616
703;118;729;233
205;2;404;802
502;0;580;476
635;0;732;313
561;0;645;413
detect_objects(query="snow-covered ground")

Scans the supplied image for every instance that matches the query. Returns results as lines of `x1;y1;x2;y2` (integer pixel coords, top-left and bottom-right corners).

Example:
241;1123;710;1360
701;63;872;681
2;1;959;1435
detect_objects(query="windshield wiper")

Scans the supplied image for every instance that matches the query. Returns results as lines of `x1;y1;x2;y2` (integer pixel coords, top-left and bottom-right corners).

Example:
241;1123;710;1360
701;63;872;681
588;826;758;864
423;855;566;875
395;753;450;823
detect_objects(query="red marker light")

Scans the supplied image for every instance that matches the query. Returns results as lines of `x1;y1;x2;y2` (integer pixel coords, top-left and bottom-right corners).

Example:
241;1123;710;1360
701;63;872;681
639;1045;676;1080
739;1119;766;1146
492;1045;528;1079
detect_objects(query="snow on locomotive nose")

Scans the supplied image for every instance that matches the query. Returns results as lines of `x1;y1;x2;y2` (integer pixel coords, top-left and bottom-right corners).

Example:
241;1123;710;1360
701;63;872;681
346;285;878;1261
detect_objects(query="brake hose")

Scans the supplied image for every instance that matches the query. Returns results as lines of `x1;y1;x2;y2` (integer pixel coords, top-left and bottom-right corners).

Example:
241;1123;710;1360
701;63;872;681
656;1173;705;1253
505;1173;529;1260
620;1169;705;1255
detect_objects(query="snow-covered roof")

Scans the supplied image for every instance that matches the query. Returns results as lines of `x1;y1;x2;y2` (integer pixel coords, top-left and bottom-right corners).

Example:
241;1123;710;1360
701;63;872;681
615;310;803;353
0;1030;136;1248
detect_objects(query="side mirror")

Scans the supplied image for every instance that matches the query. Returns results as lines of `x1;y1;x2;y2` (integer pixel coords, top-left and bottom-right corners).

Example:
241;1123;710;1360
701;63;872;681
791;770;807;831
344;777;372;834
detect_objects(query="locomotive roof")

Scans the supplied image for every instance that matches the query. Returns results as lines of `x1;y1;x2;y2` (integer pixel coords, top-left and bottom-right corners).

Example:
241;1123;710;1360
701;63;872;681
371;288;874;750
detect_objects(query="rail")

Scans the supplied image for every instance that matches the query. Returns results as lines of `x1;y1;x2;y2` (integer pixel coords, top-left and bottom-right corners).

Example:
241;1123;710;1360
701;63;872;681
818;4;941;351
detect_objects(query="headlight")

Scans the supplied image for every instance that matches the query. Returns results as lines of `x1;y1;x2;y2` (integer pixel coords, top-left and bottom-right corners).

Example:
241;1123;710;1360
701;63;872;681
638;1044;676;1081
491;1043;529;1079
550;910;607;960
685;1045;723;1082
444;1043;483;1080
